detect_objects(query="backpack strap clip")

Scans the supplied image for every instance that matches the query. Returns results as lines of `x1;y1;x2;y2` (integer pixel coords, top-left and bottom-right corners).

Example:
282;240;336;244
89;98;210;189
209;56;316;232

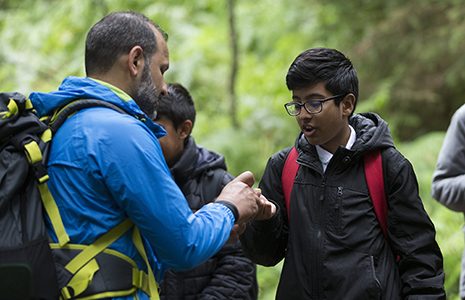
23;139;49;183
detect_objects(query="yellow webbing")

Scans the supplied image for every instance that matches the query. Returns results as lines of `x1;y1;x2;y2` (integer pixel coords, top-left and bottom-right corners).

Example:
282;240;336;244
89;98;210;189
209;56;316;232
41;128;52;143
23;140;49;183
60;219;136;299
61;259;100;300
24;140;42;164
65;219;134;274
0;98;18;119
64;288;138;300
38;182;70;247
132;268;150;295
51;244;149;299
132;228;160;300
25;98;34;110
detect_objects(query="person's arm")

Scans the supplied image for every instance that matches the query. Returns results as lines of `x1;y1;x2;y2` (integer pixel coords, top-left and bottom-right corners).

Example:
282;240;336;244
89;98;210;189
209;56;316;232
385;149;445;298
101;119;258;270
199;240;257;300
240;152;289;267
432;105;465;212
194;171;258;299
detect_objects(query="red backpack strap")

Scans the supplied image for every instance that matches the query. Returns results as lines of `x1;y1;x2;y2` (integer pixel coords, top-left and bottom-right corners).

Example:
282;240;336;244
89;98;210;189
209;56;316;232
282;147;300;220
364;149;388;239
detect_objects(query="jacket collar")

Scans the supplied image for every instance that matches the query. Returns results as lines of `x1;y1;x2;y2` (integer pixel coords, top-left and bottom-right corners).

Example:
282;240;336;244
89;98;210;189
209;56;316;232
29;76;166;138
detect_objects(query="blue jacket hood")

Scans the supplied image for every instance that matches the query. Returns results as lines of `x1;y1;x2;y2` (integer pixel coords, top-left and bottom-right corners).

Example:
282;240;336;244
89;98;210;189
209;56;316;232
29;76;165;136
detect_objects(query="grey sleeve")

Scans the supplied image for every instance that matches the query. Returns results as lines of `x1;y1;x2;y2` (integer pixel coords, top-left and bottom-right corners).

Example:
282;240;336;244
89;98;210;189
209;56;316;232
432;104;465;212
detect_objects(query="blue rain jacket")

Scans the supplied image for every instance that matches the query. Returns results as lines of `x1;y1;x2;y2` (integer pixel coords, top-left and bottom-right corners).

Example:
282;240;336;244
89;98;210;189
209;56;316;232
29;77;235;299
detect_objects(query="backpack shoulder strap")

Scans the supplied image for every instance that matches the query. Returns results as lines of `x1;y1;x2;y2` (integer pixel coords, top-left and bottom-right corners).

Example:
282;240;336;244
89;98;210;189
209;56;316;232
39;99;128;247
281;147;300;220
364;149;388;239
49;99;127;133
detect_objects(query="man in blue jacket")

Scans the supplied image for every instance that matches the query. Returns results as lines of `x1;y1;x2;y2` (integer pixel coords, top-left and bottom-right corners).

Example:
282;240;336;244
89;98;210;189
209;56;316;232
29;11;275;300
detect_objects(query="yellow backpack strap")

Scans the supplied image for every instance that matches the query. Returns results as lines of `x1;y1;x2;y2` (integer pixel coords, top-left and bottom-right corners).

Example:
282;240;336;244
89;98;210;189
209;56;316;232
0;97;19;119
60;219;134;299
39;183;70;246
65;219;134;274
23;139;70;246
132;227;160;300
60;259;100;299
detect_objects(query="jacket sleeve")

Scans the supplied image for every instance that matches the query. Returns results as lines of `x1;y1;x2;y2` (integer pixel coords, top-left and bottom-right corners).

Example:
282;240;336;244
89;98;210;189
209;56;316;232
101;119;234;272
431;104;465;212
199;240;258;300
240;151;289;267
197;170;258;299
384;148;445;299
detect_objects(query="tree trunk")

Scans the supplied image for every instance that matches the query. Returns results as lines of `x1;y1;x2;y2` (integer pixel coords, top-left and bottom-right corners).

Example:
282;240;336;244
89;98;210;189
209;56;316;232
227;0;239;128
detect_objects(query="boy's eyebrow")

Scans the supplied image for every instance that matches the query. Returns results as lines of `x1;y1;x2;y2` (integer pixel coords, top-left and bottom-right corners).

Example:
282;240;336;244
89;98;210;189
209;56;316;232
292;93;325;101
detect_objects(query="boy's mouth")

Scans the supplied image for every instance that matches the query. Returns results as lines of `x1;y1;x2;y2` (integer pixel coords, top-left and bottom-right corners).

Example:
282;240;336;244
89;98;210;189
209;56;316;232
301;124;315;135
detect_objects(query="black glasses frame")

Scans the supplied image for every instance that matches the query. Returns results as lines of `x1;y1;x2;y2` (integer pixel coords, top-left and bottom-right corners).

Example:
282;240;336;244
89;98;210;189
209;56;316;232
284;94;346;116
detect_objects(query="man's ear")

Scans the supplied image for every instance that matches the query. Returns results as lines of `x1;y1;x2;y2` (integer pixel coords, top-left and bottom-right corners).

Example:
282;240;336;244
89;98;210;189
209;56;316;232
341;93;355;117
177;119;193;140
127;45;144;77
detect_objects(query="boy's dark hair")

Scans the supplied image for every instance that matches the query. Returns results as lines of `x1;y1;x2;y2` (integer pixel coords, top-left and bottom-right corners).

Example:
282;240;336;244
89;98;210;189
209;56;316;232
85;11;168;76
156;83;196;130
286;48;359;111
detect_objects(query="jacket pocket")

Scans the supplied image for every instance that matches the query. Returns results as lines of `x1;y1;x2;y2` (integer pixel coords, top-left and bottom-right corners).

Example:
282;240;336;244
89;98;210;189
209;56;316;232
325;252;383;300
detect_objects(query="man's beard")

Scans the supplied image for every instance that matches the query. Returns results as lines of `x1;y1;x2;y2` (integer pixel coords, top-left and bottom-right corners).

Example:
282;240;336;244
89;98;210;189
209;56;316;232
134;62;159;119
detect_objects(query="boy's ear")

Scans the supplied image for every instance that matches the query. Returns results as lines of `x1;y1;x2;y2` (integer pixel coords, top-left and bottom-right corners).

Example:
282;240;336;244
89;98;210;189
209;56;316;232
177;119;193;140
341;93;355;117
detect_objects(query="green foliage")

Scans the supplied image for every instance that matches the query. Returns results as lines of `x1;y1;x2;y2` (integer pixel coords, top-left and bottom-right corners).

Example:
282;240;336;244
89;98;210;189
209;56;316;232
316;0;465;140
256;262;282;300
1;1;464;298
398;132;463;299
198;106;297;180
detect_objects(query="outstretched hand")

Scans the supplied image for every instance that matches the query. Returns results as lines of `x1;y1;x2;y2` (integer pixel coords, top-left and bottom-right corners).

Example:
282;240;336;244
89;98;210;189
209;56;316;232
216;171;259;223
254;189;277;221
216;171;277;224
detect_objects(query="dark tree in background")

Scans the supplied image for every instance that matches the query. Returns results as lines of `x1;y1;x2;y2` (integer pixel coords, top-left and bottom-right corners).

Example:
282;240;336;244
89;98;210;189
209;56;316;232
227;0;239;128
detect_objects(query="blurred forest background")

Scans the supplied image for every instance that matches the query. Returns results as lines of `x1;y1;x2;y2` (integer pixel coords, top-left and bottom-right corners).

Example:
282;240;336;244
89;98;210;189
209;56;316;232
1;0;464;298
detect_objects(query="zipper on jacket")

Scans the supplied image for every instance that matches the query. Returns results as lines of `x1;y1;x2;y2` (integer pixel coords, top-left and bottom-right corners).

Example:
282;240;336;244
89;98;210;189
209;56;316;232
369;255;382;290
335;186;343;232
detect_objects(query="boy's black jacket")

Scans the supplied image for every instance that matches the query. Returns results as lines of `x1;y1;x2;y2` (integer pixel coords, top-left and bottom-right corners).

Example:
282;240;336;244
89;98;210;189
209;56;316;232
241;113;445;300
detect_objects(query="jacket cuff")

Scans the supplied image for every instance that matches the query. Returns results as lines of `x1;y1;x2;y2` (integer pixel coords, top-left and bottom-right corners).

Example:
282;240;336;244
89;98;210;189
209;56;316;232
215;200;239;223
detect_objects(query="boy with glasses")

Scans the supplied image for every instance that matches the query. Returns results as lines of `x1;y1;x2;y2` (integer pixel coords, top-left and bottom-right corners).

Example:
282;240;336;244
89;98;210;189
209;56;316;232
241;47;445;299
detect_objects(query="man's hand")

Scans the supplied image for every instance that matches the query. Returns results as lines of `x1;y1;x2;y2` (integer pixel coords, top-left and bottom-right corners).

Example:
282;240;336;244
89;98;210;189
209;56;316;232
216;171;259;223
216;171;277;224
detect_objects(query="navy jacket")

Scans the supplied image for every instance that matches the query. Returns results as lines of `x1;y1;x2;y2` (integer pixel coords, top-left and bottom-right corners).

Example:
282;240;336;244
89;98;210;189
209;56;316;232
160;137;258;299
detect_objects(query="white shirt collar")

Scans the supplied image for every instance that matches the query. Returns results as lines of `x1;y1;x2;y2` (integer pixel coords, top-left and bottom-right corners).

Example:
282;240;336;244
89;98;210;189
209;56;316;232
316;125;356;172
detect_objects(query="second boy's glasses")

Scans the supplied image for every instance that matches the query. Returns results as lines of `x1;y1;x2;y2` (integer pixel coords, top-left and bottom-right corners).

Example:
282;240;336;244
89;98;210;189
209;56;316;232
284;94;345;116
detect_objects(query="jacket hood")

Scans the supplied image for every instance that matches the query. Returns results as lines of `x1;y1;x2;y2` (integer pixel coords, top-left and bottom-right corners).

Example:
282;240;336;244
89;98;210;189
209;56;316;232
350;112;395;152
171;137;227;185
297;112;395;158
29;76;165;136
